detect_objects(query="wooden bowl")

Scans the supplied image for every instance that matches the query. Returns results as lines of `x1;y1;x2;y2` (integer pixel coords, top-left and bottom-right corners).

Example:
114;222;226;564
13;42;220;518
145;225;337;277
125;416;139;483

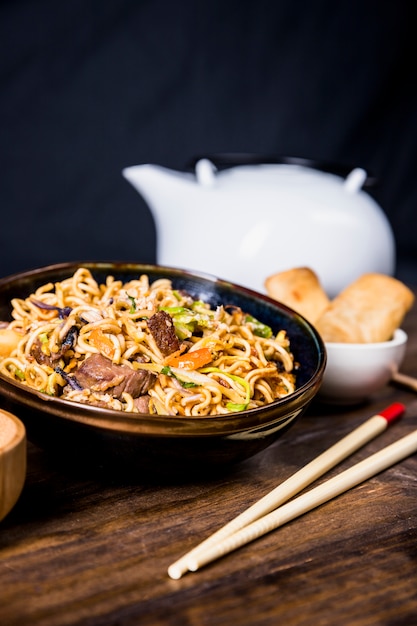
0;409;26;521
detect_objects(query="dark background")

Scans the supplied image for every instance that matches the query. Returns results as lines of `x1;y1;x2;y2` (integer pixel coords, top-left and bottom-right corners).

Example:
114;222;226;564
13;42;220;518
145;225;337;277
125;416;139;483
1;1;416;283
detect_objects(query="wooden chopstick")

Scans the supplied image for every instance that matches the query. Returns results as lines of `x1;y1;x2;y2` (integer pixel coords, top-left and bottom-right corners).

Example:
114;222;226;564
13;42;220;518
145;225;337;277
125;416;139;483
186;425;417;574
391;371;417;393
168;402;405;579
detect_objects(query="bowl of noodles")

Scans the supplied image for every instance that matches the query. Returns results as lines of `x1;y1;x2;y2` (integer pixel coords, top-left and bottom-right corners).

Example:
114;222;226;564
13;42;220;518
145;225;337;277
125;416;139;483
0;262;326;477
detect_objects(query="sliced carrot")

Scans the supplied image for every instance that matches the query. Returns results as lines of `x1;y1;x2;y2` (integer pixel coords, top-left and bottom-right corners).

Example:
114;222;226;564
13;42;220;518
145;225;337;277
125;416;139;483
0;328;22;357
165;347;212;370
89;328;115;359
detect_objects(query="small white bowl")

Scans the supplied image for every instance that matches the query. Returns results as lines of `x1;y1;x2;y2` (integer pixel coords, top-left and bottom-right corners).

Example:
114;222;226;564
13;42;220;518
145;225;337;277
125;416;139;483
318;328;408;405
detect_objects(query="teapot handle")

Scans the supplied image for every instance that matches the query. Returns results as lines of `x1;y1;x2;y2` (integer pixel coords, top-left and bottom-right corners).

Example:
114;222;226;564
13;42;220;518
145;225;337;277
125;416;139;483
187;153;376;187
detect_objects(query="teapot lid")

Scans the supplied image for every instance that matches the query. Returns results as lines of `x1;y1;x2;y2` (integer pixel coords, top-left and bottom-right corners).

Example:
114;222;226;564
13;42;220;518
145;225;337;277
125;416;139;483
187;153;377;188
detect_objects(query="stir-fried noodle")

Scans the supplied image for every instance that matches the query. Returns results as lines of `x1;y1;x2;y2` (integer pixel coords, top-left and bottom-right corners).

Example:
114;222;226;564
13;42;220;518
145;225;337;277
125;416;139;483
0;268;297;416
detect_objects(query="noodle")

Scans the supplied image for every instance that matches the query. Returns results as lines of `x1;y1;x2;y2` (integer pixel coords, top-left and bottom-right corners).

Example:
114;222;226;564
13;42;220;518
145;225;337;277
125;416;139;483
0;268;297;416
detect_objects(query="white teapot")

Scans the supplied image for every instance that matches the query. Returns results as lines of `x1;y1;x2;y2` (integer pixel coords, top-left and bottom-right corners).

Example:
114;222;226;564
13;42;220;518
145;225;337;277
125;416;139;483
122;155;395;296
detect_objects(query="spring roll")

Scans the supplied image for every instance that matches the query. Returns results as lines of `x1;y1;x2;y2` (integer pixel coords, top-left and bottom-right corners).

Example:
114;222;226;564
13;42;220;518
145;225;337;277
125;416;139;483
315;273;414;343
265;267;330;324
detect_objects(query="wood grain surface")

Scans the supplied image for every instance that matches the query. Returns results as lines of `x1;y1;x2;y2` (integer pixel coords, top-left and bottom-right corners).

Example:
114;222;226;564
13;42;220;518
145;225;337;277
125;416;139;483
1;294;417;626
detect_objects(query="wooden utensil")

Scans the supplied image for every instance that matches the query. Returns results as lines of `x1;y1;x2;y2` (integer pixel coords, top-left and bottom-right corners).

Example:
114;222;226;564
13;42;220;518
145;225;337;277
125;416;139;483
391;371;417;393
168;403;405;579
187;425;417;573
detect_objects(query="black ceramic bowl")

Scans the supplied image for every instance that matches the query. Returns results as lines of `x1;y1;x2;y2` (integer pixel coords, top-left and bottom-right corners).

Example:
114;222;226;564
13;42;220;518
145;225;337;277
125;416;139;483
0;262;326;478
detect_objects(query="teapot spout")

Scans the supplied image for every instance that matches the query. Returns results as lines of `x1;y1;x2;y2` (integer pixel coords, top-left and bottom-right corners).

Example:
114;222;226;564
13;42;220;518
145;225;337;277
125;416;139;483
122;163;195;219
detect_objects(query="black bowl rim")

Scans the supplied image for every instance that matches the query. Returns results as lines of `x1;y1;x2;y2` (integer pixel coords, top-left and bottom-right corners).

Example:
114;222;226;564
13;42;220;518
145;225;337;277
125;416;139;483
0;261;326;438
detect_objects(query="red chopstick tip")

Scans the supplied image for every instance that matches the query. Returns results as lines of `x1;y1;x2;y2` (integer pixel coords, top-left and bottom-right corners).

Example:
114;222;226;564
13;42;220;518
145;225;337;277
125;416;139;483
378;402;406;424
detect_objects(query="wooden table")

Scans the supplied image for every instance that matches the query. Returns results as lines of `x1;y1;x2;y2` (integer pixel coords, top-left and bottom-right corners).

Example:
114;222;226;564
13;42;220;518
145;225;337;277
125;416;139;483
2;291;417;626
